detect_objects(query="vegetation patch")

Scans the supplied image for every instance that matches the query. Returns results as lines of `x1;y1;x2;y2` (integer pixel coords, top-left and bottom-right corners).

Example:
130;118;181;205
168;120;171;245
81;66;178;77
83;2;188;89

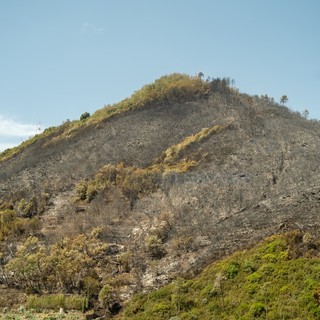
92;73;213;120
119;231;320;319
27;294;87;312
3;229;108;295
161;125;226;164
75;123;226;205
0;209;40;241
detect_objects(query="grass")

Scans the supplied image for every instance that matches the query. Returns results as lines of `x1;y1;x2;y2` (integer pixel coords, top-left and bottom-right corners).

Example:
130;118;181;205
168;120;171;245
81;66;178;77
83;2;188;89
26;295;87;312
162;125;226;164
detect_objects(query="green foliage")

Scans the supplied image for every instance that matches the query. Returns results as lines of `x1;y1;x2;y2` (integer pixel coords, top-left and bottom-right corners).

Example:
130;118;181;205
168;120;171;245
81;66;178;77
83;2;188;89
247;272;262;283
79;112;90;121
4;229;108;294
162;125;226;164
0;209;40;241
171;236;194;254
16;197;37;217
121;232;320;319
98;284;113;309
92;73;212;121
248;302;266;318
149;302;172;318
74;182;87;201
145;235;165;259
27;294;87;311
82;276;101;300
117;252;133;273
223;260;240;279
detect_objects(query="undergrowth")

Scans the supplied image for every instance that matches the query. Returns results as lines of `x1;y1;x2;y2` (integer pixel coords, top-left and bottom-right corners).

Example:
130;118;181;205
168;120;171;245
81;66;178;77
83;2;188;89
26;294;87;312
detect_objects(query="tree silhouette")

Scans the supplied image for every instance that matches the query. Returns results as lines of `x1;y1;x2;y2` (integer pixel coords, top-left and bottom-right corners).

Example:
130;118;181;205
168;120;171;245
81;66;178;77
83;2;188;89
280;95;288;106
197;72;204;79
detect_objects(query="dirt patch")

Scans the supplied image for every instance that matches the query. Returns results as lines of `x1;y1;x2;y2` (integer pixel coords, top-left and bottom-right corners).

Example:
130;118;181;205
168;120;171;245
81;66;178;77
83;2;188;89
0;285;27;309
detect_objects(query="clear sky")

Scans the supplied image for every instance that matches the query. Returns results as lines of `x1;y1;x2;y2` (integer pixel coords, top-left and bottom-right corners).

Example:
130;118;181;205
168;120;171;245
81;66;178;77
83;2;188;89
0;0;319;151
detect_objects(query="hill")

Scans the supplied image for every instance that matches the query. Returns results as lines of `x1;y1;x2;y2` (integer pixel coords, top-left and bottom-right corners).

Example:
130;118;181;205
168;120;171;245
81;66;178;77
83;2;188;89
0;73;320;317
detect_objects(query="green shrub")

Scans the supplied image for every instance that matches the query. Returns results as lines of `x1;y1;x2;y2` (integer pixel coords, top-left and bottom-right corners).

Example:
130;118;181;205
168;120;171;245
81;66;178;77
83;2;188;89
150;302;172;318
86;184;98;202
82;276;101;299
224;261;240;279
5;232;107;294
262;253;277;263
75;181;87;201
244;283;260;295
16;197;36;217
147;287;172;303
243;259;257;273
259;263;275;276
248;302;266;318
145;235;165;259
247;272;262;283
0;210;41;241
118;252;133;273
80;112;90;121
98;284;114;309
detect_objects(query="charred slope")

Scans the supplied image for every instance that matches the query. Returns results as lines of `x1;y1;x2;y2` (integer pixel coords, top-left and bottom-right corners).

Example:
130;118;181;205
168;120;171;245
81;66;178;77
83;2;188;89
0;74;320;312
0;95;235;196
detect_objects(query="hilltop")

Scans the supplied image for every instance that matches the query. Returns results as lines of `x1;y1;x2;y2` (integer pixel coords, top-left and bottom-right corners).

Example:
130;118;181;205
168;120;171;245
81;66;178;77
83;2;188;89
0;73;320;317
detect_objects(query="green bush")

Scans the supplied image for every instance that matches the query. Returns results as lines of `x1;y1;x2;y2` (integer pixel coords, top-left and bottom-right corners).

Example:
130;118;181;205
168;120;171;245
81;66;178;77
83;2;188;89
75;181;87;201
98;284;114;309
0;210;41;241
145;235;165;259
259;263;275;276
5;231;107;294
224;261;240;279
247;272;262;283
150;302;172;318
248;302;266;318
80;112;90;121
262;253;277;263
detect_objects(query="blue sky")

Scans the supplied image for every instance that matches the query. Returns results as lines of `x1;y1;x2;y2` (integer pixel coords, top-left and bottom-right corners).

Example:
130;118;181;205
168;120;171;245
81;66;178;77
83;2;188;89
0;0;319;151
